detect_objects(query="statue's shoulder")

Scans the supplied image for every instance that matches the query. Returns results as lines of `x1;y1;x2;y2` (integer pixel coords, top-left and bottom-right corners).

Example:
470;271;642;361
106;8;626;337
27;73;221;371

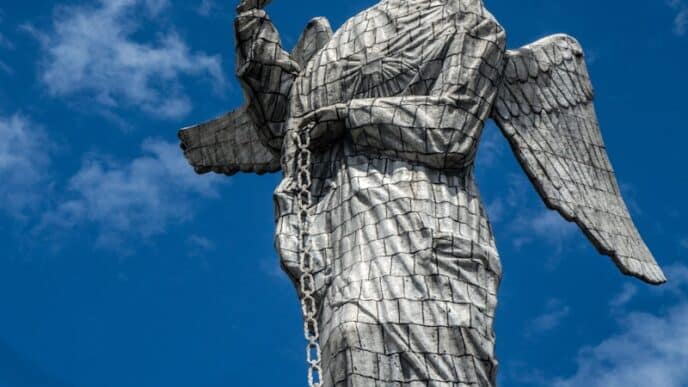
330;0;505;33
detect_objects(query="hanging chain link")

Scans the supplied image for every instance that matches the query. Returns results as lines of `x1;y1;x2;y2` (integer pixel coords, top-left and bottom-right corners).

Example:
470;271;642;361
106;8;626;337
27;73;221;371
293;121;323;387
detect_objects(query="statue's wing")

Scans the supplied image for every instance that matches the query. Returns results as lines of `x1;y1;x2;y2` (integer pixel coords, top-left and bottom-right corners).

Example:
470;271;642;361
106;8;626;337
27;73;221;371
290;17;333;68
491;34;666;284
178;105;280;176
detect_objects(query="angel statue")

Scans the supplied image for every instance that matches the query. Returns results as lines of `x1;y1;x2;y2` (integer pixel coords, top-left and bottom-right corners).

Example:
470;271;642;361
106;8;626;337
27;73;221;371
178;0;666;385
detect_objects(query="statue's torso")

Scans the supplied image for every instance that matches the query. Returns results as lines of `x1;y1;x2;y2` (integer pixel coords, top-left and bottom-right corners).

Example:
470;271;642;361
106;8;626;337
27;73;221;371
277;0;506;285
274;2;506;385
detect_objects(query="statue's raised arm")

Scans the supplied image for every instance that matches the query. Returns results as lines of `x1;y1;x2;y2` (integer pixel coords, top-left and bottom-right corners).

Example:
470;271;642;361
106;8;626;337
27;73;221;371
178;1;333;175
492;34;665;284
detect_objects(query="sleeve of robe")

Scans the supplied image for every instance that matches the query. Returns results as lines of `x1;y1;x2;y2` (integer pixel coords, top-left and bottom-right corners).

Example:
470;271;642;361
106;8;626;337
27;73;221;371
340;17;506;170
235;8;301;152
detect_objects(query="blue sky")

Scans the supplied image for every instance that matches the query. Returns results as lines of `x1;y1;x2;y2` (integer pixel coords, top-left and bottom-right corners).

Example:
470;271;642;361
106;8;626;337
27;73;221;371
0;0;687;386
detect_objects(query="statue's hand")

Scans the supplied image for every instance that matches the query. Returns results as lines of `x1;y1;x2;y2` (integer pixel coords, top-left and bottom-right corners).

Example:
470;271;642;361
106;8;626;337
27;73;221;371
296;104;349;147
300;104;348;127
237;0;272;13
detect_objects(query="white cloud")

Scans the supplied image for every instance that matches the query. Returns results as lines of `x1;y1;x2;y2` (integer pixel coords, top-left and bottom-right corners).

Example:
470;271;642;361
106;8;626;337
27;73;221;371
676;10;688;35
0;114;54;218
552;303;688;387
30;0;224;119
510;207;578;255
667;264;688;284
680;238;688;249
0;60;12;75
196;0;217;16
476;122;506;168
528;264;688;387
187;234;216;253
658;263;688;295
669;0;688;36
0;10;14;73
0;31;10;49
527;298;571;335
609;283;638;309
0;11;10;48
483;173;529;225
40;139;224;247
259;257;290;283
480;172;579;263
620;183;643;216
528;211;578;243
485;198;504;225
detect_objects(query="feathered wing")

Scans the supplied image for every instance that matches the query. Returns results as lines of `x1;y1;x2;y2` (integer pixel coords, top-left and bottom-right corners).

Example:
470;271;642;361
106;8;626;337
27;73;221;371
178;105;280;175
291;17;333;69
178;17;333;176
491;34;666;284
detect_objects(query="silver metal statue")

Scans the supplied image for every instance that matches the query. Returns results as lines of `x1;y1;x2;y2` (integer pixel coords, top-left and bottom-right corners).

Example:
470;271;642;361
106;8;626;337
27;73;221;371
178;0;666;385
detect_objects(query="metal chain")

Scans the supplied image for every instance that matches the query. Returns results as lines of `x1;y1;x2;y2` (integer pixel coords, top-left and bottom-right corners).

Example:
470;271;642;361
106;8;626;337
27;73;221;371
293;121;323;387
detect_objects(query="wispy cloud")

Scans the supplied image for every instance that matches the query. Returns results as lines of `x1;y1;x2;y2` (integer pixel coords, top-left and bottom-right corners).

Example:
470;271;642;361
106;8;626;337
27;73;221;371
521;210;578;247
659;263;688;295
482;173;529;225
0;59;12;75
620;183;643;217
0;114;55;219
0;30;11;49
187;234;216;252
669;0;688;36
527;298;571;335
259;257;290;284
493;174;578;253
28;0;224;119
0;10;14;74
520;264;688;387
476;122;506;168
552;303;688;387
609;283;638;309
186;234;217;258
680;238;688;249
0;10;10;47
39;139;224;248
196;0;217;16
0;338;76;387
